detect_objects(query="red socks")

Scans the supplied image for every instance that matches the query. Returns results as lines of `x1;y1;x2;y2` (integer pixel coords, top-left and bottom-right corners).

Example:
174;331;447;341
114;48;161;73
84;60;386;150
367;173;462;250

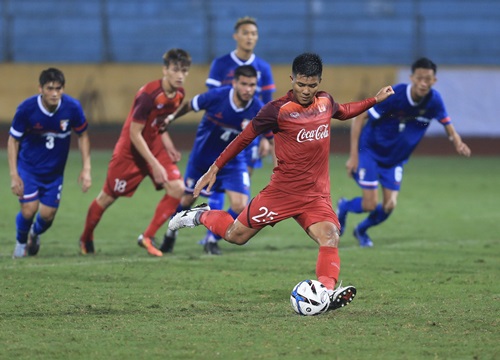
143;195;181;238
81;199;105;242
199;210;233;238
316;246;340;291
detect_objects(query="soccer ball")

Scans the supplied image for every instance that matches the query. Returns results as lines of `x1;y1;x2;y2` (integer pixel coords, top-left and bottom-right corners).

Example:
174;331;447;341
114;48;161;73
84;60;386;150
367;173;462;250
290;279;330;316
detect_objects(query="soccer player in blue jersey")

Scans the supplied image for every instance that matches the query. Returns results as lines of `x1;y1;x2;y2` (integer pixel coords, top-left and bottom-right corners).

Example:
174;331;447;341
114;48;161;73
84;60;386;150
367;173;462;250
337;57;471;247
188;16;276;254
8;68;91;258
159;65;268;255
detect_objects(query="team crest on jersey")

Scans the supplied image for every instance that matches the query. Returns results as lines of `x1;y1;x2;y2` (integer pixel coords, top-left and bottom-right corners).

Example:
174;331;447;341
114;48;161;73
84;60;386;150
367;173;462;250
290;112;300;118
60;120;69;131
157;104;164;109
318;104;326;113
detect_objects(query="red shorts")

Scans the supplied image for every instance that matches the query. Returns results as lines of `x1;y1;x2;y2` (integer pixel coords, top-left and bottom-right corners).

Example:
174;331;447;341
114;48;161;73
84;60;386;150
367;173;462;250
237;185;340;231
103;150;181;198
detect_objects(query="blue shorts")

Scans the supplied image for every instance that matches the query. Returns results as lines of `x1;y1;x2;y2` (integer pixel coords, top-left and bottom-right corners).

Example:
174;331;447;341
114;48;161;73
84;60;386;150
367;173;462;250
18;167;64;208
184;162;250;198
353;151;404;191
245;137;263;170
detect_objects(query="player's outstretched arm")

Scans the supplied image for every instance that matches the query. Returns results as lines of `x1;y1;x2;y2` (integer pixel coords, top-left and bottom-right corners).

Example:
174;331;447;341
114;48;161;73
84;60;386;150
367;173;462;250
77;131;92;192
445;124;471;157
7;135;24;197
374;86;395;103
335;86;394;121
193;164;219;198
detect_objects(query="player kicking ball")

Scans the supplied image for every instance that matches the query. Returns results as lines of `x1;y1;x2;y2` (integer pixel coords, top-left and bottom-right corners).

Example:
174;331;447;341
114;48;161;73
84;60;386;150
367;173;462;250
168;53;394;309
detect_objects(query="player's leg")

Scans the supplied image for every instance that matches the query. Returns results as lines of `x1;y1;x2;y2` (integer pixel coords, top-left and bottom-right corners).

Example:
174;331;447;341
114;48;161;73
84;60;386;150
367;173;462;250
23;174;65;256
13;200;39;258
199;190;225;247
337;151;378;236
201;168;250;254
141;178;184;249
26;203;58;256
300;197;356;310
202;189;248;255
80;190;116;254
354;164;403;246
357;187;398;231
81;158;145;254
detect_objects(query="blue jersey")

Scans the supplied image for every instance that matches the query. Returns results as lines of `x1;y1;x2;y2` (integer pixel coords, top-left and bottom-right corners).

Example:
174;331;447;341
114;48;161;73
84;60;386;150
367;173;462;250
360;83;450;166
188;86;264;171
206;50;275;103
9;94;88;177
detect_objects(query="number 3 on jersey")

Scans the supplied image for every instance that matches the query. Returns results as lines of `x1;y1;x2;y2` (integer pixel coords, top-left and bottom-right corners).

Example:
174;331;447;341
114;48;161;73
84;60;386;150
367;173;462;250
251;206;278;224
46;135;55;149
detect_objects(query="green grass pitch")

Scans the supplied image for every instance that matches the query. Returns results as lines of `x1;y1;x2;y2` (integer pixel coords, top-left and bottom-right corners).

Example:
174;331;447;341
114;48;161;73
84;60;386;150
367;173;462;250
0;150;498;359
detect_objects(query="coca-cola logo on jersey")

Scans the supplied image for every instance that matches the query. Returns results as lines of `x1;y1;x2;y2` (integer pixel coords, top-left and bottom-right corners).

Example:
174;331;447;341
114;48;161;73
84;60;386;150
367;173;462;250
296;124;330;143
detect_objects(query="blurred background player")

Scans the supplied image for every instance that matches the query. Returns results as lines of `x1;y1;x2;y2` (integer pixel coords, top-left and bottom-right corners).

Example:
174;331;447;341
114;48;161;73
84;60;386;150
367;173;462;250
168;52;394;309
8;68;91;258
337;57;471;247
79;49;191;256
163;16;276;253
159;65;269;255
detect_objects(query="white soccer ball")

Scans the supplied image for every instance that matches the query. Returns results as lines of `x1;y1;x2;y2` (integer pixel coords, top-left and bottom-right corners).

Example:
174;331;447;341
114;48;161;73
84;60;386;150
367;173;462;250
290;279;330;316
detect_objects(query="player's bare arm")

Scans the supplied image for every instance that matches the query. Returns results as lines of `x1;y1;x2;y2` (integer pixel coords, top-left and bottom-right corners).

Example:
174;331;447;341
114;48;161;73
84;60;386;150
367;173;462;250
375;86;395;103
346;113;367;177
129;121;168;184
445;123;471;157
7;135;23;197
193;164;220;198
77;131;92;192
161;131;181;163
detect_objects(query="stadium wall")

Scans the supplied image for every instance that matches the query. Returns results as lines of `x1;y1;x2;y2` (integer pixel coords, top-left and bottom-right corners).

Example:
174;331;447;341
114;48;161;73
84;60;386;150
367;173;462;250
1;64;499;155
0;63;396;126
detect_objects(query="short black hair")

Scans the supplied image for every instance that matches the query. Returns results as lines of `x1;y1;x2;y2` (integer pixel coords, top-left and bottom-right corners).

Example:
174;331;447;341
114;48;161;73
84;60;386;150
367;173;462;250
234;16;258;31
292;52;323;79
39;68;65;87
412;57;437;74
163;48;192;68
234;65;258;80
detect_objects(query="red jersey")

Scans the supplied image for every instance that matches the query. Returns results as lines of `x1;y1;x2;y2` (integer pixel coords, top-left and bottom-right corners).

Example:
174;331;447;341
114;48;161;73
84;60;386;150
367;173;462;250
112;79;185;160
215;90;376;196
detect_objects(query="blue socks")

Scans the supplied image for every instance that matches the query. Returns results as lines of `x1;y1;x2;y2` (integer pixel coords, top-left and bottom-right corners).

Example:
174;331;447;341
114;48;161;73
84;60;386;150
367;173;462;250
15;212;32;244
15;212;53;243
357;204;391;233
345;197;364;214
32;213;52;235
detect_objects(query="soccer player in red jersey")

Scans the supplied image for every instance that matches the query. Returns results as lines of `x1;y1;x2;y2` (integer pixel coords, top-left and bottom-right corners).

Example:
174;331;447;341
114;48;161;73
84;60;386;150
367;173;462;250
79;49;191;257
168;53;394;310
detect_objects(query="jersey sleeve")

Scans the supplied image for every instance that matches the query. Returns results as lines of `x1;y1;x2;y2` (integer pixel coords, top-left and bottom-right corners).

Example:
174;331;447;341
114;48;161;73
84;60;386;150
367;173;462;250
251;102;280;134
433;91;451;125
191;89;220;112
205;59;223;88
9;105;28;139
214;124;259;169
131;92;155;123
334;97;376;120
71;101;88;134
259;61;276;103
